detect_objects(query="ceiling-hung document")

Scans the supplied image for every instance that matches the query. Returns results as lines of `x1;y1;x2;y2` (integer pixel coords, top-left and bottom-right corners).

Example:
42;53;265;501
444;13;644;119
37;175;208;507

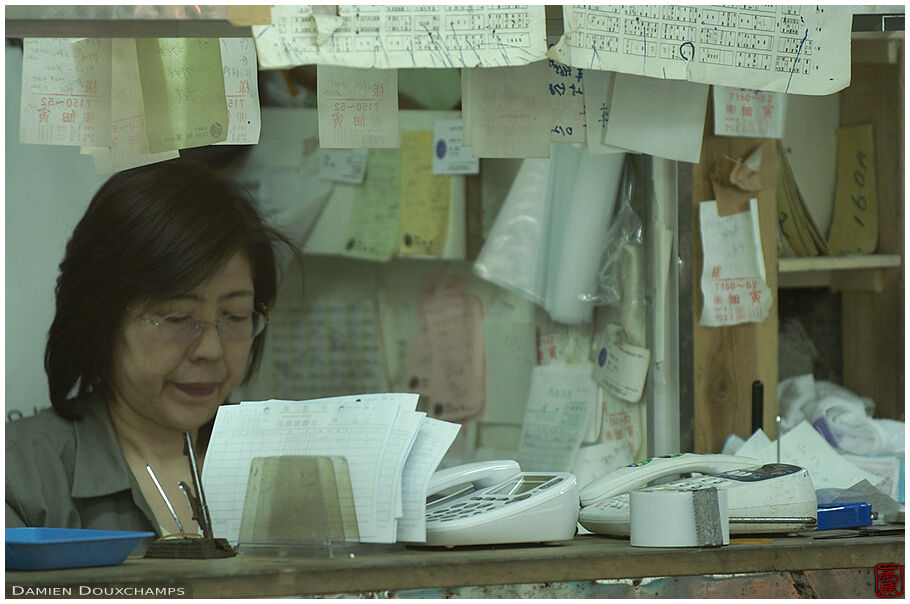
548;5;852;95
253;5;548;69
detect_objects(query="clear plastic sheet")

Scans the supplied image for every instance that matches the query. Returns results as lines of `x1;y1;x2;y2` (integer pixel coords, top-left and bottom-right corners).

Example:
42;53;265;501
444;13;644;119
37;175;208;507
474;146;635;324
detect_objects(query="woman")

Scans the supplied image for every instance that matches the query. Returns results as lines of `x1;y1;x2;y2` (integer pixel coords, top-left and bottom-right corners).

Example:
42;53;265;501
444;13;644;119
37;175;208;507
6;160;291;536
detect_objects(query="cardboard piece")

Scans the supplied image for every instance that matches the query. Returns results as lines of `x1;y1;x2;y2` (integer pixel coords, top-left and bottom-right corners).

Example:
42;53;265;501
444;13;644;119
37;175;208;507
711;141;776;216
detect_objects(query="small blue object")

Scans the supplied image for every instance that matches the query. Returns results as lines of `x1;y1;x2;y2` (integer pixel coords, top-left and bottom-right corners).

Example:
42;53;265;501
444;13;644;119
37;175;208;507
6;527;155;570
816;502;873;531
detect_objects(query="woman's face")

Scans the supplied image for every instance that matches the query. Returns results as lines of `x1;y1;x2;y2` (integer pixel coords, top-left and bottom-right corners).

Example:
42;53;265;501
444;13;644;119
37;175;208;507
110;251;257;432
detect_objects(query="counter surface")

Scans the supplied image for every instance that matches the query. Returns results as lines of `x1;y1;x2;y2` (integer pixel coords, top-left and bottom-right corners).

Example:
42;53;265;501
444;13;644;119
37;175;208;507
6;533;904;598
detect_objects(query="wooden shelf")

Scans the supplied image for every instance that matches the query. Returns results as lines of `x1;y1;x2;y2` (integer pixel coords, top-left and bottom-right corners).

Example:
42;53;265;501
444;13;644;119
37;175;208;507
778;254;902;289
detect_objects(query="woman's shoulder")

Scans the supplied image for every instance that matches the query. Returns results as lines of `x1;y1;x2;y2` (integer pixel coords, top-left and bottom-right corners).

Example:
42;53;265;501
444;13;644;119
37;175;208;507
5;407;77;453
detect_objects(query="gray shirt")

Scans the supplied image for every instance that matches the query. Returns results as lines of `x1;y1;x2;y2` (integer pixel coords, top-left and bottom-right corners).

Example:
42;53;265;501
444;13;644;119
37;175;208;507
6;394;161;534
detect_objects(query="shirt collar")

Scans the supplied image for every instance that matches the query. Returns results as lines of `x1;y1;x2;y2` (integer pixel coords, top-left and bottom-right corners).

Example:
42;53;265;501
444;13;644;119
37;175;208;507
71;394;135;499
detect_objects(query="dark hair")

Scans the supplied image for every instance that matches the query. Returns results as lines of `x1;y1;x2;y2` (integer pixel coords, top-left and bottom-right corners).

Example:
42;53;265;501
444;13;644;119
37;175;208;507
45;159;292;418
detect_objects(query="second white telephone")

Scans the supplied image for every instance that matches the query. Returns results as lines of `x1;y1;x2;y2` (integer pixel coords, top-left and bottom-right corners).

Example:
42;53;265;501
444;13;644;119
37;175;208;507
578;453;817;536
420;460;579;547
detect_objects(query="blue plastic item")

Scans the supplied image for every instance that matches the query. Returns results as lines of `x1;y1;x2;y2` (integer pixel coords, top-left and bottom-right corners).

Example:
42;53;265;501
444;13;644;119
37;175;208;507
816;502;873;531
6;527;155;570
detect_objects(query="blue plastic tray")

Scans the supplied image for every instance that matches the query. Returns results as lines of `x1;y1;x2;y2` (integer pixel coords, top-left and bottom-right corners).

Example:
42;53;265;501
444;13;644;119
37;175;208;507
6;527;155;570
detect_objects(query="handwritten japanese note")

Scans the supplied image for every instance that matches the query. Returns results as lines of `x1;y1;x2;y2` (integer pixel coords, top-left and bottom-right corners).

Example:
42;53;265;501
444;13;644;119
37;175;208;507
713;85;786;139
135;38;228;152
405;274;486;422
465;62;552;158
516;364;598;472
549;5;852;95
90;38;178;175
253;5;548;69
19;38;111;147
399;130;451;256
432;119;478;175
317;65;400;148
604;73;708;163
217;38;261;145
546;59;586;143
699;199;773;327
342;148;401;261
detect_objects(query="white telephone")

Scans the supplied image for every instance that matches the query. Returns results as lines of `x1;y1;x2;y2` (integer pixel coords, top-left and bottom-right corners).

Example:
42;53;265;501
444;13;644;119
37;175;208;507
578;453;817;536
421;460;579;547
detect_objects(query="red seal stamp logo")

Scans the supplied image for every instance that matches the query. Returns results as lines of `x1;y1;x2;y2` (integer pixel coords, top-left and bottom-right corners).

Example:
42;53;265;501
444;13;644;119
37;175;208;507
875;563;904;598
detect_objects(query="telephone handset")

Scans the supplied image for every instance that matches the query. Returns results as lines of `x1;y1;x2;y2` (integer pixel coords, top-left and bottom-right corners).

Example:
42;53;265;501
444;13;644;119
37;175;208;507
579;453;762;507
419;460;579;547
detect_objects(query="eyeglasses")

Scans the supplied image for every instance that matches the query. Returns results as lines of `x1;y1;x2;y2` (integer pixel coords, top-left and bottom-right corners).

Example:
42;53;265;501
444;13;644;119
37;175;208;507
127;307;268;344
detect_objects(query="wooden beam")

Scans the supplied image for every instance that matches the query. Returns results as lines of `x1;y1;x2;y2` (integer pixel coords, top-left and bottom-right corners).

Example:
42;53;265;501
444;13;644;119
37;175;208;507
691;97;780;452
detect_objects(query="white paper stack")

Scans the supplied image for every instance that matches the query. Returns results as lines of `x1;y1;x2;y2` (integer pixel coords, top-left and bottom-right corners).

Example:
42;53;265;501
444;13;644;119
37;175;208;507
201;393;460;545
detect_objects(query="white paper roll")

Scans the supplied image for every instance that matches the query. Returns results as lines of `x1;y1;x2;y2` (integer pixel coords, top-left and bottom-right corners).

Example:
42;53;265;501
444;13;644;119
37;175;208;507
630;488;730;548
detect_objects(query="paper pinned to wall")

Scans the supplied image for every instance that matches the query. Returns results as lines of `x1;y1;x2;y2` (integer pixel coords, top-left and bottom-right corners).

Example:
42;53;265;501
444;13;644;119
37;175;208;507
516;364;599;472
19;38;112;147
399;130;451;257
699;199;773;327
603;73;708;164
405;274;486;422
90;39;178;174
216;37;261;145
135;38;228;152
479;319;537;425
592;324;651;403
465;62;552;159
253;5;548;69
317;65;400;149
341;148;402;261
713;86;786;139
582;69;626;155
432;119;479;175
548;5;852;95
319;148;369;185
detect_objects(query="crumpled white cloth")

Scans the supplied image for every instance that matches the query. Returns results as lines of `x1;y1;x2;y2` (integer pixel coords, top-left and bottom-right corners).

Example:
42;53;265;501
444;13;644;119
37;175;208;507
778;374;904;457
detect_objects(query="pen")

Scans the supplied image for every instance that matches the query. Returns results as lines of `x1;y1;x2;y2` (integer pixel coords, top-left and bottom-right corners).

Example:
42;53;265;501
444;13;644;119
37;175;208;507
776;415;782;462
184;431;213;539
145;464;185;534
751;380;763;434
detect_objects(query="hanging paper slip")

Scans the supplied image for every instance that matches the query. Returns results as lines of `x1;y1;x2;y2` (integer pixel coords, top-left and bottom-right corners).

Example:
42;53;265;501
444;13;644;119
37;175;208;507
19;38;111;147
253;5;548;69
583;69;626;155
135;38;228;152
713;86;786;139
546;59;586;143
466;62;552;159
604;73;708;164
91;39;178;175
699;199;773;327
399;130;451;256
548;5;852;95
217;37;261;145
317;65;400;149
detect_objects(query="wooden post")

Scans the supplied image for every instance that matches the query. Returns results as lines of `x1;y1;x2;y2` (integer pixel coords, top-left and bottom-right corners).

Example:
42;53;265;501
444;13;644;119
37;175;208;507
691;98;780;452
